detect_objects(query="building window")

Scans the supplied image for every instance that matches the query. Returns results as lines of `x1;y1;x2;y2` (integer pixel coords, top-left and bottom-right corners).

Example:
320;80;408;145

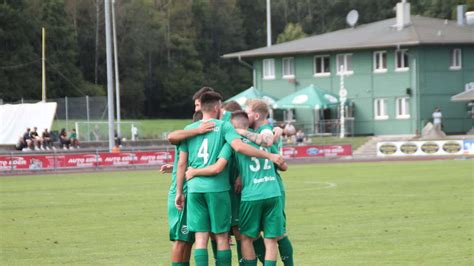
282;57;295;78
395;49;409;71
336;54;353;75
263;59;275;79
450;49;462;70
373;51;387;73
374;99;388;120
314;55;330;76
396;97;410;119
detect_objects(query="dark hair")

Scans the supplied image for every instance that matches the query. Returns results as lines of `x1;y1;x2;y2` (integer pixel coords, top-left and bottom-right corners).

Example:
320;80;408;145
192;87;215;101
193;111;203;122
200;92;223;112
222;101;242;112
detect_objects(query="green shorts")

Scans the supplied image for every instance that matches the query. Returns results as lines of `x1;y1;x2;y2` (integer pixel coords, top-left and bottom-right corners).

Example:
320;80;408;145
167;192;195;243
239;197;284;239
187;191;231;234
230;189;241;227
281;190;287;232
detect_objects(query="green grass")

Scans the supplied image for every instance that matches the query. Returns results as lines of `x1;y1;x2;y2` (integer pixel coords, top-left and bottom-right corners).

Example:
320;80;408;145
1;160;473;265
52;119;192;139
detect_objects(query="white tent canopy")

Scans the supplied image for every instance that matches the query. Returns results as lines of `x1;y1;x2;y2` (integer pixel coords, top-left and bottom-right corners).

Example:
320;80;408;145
0;102;57;145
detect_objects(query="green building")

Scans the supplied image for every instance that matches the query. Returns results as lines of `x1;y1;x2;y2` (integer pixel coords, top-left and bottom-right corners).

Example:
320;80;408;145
224;2;474;135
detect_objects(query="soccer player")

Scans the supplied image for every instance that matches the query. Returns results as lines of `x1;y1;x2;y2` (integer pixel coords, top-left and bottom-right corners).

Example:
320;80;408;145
175;92;283;266
238;99;294;266
232;111;287;265
163;111;210;266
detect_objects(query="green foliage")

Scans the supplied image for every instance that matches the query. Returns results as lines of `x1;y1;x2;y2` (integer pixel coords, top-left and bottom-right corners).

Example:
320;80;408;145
1;160;472;264
276;23;307;44
0;0;466;117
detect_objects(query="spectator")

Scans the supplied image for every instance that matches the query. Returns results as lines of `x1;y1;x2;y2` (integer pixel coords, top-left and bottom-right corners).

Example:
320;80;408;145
112;139;121;153
22;128;33;151
432;107;442;130
15;135;27;151
92;125;100;141
69;128;79;149
114;131;122;147
42;128;53;150
30;127;43;150
296;130;305;145
284;122;296;137
59;128;70;150
131;124;138;141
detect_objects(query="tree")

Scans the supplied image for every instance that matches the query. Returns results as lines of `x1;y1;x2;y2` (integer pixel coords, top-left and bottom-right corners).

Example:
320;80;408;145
276;22;307;43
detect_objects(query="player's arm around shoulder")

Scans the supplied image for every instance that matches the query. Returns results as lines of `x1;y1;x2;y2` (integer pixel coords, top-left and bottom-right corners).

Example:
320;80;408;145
167;121;215;145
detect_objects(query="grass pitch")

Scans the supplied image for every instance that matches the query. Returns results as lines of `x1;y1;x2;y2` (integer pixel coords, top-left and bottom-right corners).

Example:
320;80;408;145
1;160;473;265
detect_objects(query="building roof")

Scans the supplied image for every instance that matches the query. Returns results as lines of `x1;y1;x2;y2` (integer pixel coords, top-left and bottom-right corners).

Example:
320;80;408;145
223;16;474;59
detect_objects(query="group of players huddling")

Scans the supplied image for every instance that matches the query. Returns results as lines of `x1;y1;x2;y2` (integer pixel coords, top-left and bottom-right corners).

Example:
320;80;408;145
161;87;294;266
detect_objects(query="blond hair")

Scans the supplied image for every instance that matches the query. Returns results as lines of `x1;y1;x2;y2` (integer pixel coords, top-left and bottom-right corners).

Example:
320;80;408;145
247;99;269;118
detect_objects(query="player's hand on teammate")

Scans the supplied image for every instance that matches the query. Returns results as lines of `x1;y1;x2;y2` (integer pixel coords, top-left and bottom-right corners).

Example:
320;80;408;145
269;153;285;166
197;121;215;134
175;193;185;211
160;164;173;173
234;176;242;194
185;167;196;180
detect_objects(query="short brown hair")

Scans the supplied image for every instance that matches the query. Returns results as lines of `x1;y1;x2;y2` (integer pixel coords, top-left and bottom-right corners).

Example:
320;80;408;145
200;92;223;112
231;110;249;129
193;111;203;122
222;101;242;112
247;99;269;118
192;87;214;101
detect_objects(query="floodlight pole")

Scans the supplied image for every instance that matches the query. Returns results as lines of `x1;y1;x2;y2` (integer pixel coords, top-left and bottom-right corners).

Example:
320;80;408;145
42;27;46;102
112;0;121;138
339;66;347;138
266;0;271;47
104;0;115;151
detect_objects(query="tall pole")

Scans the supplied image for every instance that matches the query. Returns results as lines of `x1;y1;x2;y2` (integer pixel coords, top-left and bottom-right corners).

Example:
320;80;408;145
104;0;115;151
339;66;347;138
42;27;46;102
112;0;121;137
266;0;272;47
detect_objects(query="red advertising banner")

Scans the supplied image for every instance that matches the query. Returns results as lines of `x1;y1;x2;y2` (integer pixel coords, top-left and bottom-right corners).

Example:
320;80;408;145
0;150;175;171
282;144;352;159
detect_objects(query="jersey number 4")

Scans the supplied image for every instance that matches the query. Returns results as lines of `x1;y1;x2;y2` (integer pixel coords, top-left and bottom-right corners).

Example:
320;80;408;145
197;138;209;164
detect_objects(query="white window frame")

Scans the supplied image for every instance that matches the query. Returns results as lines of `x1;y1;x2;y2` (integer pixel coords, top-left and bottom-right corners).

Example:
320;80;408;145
262;59;275;80
396;97;410;119
313;55;331;77
373;51;387;73
282;57;295;79
450;48;462;70
374;98;388;120
395;49;409;72
336;54;353;75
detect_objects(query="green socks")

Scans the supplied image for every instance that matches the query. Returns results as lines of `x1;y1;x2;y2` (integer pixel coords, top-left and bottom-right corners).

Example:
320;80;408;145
264;260;276;266
183;263;190;266
171;263;189;266
252;236;265;263
216;249;232;266
278;236;294;266
194;249;208;266
241;259;257;266
236;240;242;263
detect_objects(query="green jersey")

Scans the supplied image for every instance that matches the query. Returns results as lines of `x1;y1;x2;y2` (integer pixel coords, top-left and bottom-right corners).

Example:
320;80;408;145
221;111;231;122
235;138;281;201
169;145;187;195
256;124;285;192
180;119;239;193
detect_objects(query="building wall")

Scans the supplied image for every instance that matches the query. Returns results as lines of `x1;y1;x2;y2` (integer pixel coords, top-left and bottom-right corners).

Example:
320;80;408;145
252;45;473;135
418;45;474;134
